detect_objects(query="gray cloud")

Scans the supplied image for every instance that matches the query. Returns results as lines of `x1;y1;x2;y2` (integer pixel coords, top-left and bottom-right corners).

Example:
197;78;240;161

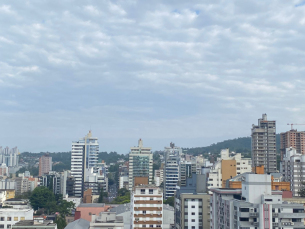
0;0;305;153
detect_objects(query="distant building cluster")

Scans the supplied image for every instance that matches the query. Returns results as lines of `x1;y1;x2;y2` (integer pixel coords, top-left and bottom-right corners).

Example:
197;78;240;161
2;113;305;229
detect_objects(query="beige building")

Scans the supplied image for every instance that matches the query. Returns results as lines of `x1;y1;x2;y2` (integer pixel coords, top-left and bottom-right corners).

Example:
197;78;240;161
90;212;124;229
131;185;163;228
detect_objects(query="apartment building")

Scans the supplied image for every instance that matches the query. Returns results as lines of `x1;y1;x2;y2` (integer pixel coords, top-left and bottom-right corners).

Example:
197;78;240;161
38;154;52;176
164;147;180;198
0;199;33;229
281;147;305;196
251;113;277;173
71;131;99;197
131;185;163;228
210;173;305;229
128;139;153;191
175;174;209;229
154;168;163;187
207;149;251;192
179;157;196;187
0;147;19;167
280;129;305;158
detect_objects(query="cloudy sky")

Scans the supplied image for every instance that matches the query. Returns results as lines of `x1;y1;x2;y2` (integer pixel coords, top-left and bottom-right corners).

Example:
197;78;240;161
1;0;305;153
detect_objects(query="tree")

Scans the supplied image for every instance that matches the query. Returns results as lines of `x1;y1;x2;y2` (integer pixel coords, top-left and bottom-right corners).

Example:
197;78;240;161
55;216;66;229
29;186;55;210
164;196;174;207
98;189;108;203
298;182;305;197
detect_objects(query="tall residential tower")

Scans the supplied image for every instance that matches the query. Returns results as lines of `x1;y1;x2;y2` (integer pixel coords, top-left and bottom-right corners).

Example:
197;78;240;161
251;114;276;173
128;139;153;191
71;131;99;197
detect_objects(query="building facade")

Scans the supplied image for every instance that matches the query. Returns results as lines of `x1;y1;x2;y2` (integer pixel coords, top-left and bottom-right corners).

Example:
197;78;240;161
207;149;251;192
251;113;277;173
281;147;305;196
280;129;305;158
71;131;99;197
175;174;209;229
210;173;305;229
0;147;19;167
128;139;153;191
131;185;163;229
38;154;52;176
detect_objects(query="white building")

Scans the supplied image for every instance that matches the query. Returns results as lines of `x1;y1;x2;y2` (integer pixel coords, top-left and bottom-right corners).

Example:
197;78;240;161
131;185;163;229
210;174;305;229
154;169;163;187
207;149;251;192
0;147;19;167
0;200;33;229
71;131;99;197
128;139;153;191
281;147;305;196
119;176;129;190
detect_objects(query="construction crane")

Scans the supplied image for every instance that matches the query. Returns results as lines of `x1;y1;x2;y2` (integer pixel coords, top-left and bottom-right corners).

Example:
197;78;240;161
287;123;305;130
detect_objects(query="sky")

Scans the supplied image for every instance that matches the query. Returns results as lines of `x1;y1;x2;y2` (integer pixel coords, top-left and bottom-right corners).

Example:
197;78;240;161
1;0;305;154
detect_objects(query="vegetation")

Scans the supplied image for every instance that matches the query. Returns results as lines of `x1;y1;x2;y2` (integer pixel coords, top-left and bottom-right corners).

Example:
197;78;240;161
16;166;39;177
164;196;174;207
97;152;128;164
298;182;305;197
112;188;130;204
97;189;108;203
29;186;75;229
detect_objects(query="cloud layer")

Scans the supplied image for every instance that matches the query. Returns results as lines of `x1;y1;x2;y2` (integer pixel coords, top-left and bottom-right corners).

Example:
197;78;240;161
1;0;305;153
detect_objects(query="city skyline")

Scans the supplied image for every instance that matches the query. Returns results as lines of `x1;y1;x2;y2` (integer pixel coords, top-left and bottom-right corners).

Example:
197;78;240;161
1;1;305;153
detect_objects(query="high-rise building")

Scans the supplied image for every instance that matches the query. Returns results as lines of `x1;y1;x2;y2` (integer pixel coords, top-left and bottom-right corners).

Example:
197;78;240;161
210;173;305;229
251;113;276;173
179;158;196;187
281;147;305;196
128;139;153;191
280;129;305;158
131;185;163;229
71;131;99;197
0;147;19;167
163;143;181;199
39;154;52;176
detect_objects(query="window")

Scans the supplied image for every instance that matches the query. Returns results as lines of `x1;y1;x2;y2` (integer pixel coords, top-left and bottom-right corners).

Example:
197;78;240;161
191;206;195;208
149;189;153;194
142;225;146;228
141;189;145;194
14;217;18;221
20;217;25;221
7;226;11;229
191;212;195;215
7;217;11;221
0;218;4;221
150;225;153;228
192;219;195;222
0;225;4;229
143;210;146;214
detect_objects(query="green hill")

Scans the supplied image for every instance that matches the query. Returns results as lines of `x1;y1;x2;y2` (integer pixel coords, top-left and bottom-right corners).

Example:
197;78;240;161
183;134;281;158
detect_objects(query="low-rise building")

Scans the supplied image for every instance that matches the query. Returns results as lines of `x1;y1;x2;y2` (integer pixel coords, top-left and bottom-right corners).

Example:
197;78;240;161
90;212;124;229
207;149;251;192
12;220;57;229
74;203;110;222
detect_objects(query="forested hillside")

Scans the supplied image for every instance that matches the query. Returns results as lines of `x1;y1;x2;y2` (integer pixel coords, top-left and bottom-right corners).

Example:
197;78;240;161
183;134;281;158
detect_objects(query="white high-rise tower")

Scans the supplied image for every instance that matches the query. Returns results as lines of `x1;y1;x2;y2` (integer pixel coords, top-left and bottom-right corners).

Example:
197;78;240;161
71;131;99;197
